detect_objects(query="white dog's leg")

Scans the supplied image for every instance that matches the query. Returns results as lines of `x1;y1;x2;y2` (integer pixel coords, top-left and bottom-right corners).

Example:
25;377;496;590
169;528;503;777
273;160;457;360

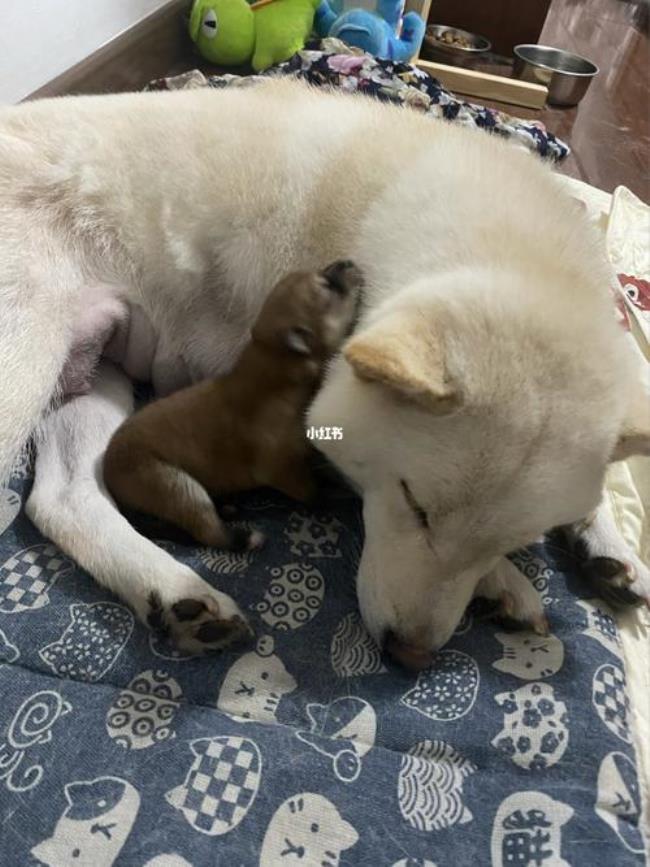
0;279;73;485
26;361;251;653
476;557;549;634
569;497;650;608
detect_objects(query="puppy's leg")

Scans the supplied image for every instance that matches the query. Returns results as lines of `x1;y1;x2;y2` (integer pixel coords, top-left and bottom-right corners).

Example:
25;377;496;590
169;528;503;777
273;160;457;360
476;557;549;634
268;457;317;502
568;497;650;608
105;447;263;551
26;361;251;654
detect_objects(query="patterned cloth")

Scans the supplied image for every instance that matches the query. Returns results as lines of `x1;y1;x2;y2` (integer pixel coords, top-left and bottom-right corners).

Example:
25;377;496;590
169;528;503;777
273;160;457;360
0;463;645;865
145;38;570;162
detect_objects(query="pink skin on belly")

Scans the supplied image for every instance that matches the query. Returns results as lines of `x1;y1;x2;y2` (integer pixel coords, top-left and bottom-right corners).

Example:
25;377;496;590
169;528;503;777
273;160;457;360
58;287;161;397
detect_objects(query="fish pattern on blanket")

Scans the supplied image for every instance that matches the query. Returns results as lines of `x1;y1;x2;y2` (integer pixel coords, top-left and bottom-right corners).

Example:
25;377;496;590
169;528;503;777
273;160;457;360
0;463;645;866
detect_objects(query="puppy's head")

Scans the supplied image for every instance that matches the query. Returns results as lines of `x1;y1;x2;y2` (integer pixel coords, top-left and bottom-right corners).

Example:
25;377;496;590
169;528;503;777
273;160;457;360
251;261;363;361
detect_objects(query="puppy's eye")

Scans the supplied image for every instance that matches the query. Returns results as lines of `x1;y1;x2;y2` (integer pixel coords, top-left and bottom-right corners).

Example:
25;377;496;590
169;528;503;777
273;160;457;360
285;326;313;355
201;9;218;38
400;479;429;529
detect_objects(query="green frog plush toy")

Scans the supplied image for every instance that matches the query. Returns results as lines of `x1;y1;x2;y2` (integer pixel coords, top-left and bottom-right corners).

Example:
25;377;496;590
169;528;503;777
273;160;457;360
189;0;319;72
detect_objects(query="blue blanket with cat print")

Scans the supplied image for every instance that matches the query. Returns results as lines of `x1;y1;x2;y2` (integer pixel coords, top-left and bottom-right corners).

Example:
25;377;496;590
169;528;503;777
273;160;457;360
0;457;645;866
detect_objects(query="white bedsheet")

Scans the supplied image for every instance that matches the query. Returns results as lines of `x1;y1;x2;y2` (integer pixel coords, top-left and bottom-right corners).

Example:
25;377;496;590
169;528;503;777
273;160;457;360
560;176;650;851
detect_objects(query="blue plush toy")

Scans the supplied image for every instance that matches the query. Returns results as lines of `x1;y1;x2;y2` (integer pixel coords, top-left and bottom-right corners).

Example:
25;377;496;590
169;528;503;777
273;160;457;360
314;0;425;62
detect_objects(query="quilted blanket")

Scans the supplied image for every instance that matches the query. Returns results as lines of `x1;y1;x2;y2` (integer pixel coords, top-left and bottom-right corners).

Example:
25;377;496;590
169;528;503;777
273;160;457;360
145;38;570;162
0;463;646;866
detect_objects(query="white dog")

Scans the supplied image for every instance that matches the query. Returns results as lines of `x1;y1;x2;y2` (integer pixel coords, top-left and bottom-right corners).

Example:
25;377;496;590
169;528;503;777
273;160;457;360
0;80;647;663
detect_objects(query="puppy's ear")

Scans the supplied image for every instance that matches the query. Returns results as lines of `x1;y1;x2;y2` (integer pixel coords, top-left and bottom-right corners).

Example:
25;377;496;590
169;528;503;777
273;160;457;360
611;377;650;461
343;310;461;413
285;326;313;355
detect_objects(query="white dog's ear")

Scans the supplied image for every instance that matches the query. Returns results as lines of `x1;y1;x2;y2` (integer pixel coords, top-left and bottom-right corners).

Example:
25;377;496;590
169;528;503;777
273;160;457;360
611;381;650;461
343;311;461;413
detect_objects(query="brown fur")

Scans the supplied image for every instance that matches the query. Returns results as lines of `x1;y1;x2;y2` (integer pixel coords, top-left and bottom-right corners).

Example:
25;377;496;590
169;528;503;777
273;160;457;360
103;262;362;549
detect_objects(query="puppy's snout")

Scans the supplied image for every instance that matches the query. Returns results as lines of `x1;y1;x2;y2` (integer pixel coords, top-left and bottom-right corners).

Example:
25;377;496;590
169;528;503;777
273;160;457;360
384;630;434;671
322;260;363;296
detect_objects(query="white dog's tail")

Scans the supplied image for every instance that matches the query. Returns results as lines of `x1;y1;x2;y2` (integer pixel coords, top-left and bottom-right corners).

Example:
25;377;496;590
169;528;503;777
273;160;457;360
0;282;73;487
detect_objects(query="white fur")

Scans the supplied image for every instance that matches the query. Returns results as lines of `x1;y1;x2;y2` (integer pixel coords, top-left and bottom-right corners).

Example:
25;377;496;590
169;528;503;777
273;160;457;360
0;80;646;646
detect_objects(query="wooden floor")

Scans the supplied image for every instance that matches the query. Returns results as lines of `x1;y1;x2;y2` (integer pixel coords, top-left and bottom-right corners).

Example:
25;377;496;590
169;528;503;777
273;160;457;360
465;0;649;199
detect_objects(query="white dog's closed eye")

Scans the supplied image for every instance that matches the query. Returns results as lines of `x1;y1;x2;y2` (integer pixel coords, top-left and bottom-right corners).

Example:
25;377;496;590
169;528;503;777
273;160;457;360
399;479;429;530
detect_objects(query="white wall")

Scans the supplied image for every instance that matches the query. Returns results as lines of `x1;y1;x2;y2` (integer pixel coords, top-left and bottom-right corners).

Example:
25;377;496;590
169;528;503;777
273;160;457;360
0;0;176;104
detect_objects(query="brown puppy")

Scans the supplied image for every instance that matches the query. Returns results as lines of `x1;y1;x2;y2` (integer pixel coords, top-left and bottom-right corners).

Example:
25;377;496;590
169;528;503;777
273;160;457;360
103;261;362;550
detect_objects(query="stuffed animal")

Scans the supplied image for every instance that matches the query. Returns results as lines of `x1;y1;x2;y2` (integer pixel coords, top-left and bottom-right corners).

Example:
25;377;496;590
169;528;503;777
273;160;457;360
314;0;425;62
189;0;319;72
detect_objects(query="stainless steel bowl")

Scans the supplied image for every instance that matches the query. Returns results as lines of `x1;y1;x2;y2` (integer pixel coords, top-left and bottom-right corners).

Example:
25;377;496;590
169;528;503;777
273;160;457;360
513;44;599;106
424;25;491;68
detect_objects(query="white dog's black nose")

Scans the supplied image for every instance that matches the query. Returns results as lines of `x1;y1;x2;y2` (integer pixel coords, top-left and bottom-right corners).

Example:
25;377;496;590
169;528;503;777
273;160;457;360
384;631;434;671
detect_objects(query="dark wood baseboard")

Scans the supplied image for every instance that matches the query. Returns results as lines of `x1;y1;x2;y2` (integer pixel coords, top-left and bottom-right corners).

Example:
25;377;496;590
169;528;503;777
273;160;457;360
25;0;192;101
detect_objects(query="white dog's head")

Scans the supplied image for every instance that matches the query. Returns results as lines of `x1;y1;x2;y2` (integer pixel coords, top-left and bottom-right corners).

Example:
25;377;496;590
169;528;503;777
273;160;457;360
309;268;649;667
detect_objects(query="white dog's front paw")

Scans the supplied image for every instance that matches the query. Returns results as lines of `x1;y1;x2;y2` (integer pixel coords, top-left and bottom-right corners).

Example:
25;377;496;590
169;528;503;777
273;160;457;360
570;512;650;609
477;558;549;635
581;556;647;609
147;572;252;654
628;557;650;608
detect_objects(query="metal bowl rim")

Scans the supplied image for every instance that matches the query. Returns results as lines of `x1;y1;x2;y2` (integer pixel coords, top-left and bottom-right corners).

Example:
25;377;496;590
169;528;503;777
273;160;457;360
427;24;492;53
513;43;599;77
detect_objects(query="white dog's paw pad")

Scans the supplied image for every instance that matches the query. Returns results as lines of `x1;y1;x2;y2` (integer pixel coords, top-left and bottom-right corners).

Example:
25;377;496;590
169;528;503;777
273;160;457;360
583;557;645;609
147;592;252;655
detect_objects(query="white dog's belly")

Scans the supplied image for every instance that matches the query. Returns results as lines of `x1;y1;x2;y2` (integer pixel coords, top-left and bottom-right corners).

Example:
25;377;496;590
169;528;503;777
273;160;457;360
59;286;187;398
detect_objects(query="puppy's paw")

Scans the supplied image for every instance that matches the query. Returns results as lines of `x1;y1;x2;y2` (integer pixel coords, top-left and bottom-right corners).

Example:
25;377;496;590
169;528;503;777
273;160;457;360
148;585;253;655
228;526;266;553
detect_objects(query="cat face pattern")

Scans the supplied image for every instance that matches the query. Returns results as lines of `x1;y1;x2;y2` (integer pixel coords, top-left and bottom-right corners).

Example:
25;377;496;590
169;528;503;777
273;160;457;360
0;488;20;535
492;683;569;770
0;543;71;614
492;632;564;680
592;663;630;742
401;650;479;721
217;636;297;723
330;613;386;677
596;752;644;853
398;740;476;832
31;777;140;867
255;563;325;631
39;602;134;681
296;697;377;782
165;736;262;836
491;791;574;867
106;669;182;749
260;793;358;867
576;599;622;658
283;512;344;558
